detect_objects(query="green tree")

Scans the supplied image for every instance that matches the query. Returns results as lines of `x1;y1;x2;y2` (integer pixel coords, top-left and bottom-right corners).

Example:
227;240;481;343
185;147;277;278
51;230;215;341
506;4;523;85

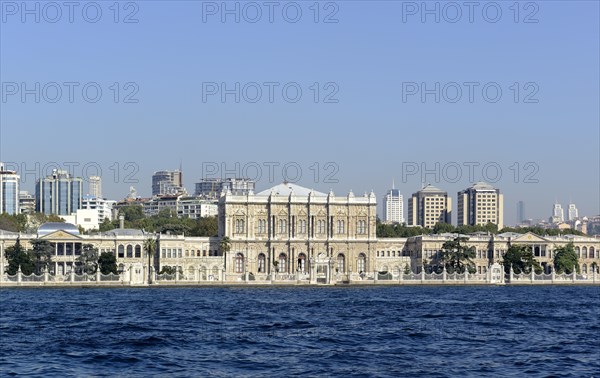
119;205;145;222
219;236;231;257
143;237;157;283
438;237;476;274
502;244;542;274
29;239;54;275
99;218;116;232
553;243;580;274
98;252;118;275
76;244;99;274
192;216;218;237
433;222;455;234
4;238;34;275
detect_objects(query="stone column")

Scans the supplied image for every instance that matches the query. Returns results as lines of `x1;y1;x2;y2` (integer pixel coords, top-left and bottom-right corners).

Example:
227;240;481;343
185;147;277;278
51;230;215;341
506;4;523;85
510;266;514;283
530;268;534;283
551;268;555;283
96;269;101;283
44;270;49;283
17;265;22;284
572;266;577;283
442;266;447;283
175;268;180;282
464;269;468;283
421;267;425;283
70;269;75;283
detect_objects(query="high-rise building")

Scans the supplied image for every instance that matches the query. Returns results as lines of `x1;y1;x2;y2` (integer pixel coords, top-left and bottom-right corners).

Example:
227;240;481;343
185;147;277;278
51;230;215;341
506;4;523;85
383;183;404;223
457;182;503;229
35;169;83;216
0;162;20;215
18;191;36;215
567;203;578;221
88;176;102;198
552;203;565;223
82;195;116;222
407;184;451;228
152;170;184;196
194;178;255;198
517;201;525;224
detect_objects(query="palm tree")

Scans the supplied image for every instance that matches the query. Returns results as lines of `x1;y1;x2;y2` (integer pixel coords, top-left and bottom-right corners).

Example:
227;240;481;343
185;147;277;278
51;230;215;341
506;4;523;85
219;236;231;273
144;237;157;284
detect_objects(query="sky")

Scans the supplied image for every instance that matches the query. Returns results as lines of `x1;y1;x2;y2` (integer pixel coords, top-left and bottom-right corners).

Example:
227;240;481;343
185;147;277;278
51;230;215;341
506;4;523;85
0;0;598;225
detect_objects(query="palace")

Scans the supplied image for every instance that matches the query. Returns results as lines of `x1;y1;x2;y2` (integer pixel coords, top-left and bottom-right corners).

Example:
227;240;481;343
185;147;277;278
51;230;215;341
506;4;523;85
0;183;598;285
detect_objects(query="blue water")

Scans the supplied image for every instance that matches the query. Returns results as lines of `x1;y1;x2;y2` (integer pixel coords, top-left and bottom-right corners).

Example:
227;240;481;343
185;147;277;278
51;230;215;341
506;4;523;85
1;286;599;377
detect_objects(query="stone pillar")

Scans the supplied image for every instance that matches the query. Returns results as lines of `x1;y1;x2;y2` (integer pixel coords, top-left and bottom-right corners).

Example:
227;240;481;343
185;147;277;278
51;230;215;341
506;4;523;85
510;266;514;283
149;266;155;284
96;269;101;282
175;268;180;282
530;268;534;283
17;265;22;283
399;269;403;283
325;263;330;285
487;266;491;284
44;270;49;283
442;266;447;283
421;267;425;283
551;268;555;283
195;267;199;282
464;269;468;283
572;266;577;283
70;269;75;283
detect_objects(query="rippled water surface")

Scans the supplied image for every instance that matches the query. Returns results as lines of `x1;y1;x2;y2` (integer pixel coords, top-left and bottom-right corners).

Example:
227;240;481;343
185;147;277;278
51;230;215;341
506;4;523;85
1;286;599;377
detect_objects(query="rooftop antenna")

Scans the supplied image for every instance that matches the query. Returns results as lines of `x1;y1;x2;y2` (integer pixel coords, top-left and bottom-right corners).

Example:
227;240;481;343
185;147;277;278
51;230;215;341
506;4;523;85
392;178;395;190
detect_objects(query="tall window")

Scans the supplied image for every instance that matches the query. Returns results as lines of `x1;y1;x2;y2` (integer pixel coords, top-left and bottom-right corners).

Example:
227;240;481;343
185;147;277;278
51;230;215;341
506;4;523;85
357;253;366;273
317;220;325;234
235;253;244;273
118;245;124;258
258;253;266;273
299;220;307;234
337;220;345;234
357;220;366;234
279;219;287;234
126;245;133;258
235;219;245;234
257;219;266;234
298;253;307;273
279;253;287;273
337;254;345;273
135;245;141;258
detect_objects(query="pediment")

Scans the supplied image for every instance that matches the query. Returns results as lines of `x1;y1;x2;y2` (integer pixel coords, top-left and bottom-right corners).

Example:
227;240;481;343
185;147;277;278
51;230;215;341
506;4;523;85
278;209;288;216
511;232;548;243
234;209;246;216
40;230;82;240
316;209;327;216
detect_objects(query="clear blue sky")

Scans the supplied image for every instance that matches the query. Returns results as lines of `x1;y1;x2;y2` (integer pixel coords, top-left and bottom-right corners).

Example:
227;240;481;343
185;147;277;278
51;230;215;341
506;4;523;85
1;1;598;224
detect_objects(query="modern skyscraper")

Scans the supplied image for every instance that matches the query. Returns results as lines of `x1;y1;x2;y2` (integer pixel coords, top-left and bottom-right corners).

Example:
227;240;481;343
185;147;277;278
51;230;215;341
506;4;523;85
18;191;35;215
517;201;525;224
407;184;451;228
552;203;565;223
0;162;20;215
35;169;83;215
383;182;404;223
88;176;102;198
152;170;184;196
457;182;504;229
568;203;579;221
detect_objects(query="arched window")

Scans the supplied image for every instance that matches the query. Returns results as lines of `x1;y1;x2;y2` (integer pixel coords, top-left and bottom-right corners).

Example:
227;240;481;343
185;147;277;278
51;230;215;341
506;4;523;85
298;253;307;273
235;253;244;273
357;253;366;273
576;246;581;258
279;253;287;273
299;220;307;234
582;247;588;259
135;245;141;258
258;253;266;273
126;245;133;258
582;264;587;273
590;247;596;259
118;263;125;273
118;245;124;258
357;220;366;234
337;254;345;273
279;219;287;234
317;220;325;234
257;219;266;234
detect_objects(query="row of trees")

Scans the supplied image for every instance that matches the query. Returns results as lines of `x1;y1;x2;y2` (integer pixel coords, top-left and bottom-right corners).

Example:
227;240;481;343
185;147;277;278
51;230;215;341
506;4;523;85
4;239;118;276
377;219;586;238
426;238;587;275
99;206;218;237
